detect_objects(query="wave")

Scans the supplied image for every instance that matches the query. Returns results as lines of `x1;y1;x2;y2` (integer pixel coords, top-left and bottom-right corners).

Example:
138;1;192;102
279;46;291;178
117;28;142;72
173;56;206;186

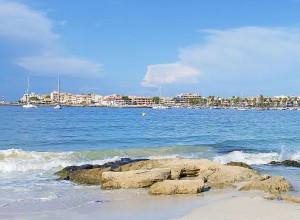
213;151;280;165
0;146;209;173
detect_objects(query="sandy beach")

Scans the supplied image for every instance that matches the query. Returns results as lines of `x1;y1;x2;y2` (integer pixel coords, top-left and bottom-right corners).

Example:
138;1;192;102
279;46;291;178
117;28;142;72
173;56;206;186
2;189;300;220
177;191;300;220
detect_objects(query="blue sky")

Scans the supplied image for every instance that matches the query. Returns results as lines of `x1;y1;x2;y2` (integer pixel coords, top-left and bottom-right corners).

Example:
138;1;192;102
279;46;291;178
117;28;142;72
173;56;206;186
1;0;300;101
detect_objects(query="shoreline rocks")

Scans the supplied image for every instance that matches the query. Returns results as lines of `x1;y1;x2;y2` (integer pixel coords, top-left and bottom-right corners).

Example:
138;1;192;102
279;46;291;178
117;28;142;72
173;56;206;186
101;168;171;189
149;179;205;195
268;160;300;168
55;158;148;181
55;158;293;196
239;176;292;194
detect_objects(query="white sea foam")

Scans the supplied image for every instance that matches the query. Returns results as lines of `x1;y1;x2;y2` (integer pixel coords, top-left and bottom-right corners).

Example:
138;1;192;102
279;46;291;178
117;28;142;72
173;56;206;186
213;151;280;165
0;149;122;173
0;147;206;173
290;151;300;161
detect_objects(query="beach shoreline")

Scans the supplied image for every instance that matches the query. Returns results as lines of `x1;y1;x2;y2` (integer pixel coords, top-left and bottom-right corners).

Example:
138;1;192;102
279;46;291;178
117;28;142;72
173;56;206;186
2;189;300;220
176;191;300;220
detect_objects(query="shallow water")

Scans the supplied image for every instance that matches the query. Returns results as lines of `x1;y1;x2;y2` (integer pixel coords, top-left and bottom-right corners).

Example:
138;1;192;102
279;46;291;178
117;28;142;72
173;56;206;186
1;106;300;215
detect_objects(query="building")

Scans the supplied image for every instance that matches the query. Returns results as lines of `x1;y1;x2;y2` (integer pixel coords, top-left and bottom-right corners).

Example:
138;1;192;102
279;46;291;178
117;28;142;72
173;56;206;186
131;96;153;106
176;93;202;105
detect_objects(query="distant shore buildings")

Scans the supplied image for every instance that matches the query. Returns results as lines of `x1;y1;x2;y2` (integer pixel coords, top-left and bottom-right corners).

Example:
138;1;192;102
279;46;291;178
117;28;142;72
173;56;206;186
18;91;300;109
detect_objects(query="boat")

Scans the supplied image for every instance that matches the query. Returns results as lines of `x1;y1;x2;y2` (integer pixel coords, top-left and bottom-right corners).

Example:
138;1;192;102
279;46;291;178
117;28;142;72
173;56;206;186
210;105;222;110
237;106;248;111
152;104;169;109
23;77;37;109
54;75;62;109
152;86;169;109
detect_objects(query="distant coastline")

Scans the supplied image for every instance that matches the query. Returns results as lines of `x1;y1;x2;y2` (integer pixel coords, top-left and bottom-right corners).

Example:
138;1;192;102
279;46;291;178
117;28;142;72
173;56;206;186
1;92;294;110
1;101;299;111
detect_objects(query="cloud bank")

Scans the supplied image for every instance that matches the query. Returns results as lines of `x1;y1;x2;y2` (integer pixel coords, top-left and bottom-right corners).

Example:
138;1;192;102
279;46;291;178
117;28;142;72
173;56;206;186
141;26;300;95
141;63;199;87
0;0;102;77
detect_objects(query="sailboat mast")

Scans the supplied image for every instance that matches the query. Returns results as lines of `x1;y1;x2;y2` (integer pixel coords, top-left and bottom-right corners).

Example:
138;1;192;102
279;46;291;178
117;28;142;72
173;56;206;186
26;77;30;104
58;75;60;103
159;85;162;105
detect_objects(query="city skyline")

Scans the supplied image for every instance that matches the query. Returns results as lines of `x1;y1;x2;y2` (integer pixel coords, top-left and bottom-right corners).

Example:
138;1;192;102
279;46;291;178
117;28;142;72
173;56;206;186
1;0;300;101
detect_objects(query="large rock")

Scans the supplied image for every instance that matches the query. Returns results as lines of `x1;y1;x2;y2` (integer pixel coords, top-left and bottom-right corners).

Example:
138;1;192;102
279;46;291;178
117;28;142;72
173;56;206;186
56;158;292;195
268;160;300;168
239;176;292;194
101;168;171;189
114;158;260;184
68;168;110;185
201;165;259;184
149;179;205;195
55;158;148;183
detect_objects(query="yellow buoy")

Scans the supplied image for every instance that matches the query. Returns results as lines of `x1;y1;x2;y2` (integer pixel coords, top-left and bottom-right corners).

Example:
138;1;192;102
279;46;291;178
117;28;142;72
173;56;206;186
142;112;146;117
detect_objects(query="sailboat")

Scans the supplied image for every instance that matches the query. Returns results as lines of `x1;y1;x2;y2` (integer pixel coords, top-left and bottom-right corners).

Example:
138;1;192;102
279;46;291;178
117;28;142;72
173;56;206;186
152;86;169;109
54;75;62;109
23;77;37;109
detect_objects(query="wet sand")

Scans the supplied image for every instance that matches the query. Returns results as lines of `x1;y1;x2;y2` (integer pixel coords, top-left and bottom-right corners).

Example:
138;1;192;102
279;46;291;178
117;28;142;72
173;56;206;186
2;189;300;220
176;192;300;220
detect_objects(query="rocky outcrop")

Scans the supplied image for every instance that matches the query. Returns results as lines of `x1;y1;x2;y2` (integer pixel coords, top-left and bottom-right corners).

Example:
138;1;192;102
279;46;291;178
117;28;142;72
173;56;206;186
149;179;204;195
239;176;292;194
68;168;110;185
226;161;252;170
56;158;293;196
55;158;148;183
101;168;171;189
268;160;300;168
114;158;260;184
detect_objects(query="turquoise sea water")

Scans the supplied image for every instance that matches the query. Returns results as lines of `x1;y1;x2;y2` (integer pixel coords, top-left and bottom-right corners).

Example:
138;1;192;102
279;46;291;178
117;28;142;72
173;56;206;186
1;106;300;218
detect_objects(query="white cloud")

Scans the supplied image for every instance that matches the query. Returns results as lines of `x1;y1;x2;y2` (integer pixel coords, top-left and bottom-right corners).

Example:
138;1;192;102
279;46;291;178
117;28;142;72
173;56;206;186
141;26;300;95
0;0;59;50
141;63;200;87
16;55;102;77
0;0;102;77
181;27;300;82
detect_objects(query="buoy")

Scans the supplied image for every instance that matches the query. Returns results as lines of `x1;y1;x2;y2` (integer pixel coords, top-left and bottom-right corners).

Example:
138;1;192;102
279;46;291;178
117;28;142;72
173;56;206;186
142;112;146;117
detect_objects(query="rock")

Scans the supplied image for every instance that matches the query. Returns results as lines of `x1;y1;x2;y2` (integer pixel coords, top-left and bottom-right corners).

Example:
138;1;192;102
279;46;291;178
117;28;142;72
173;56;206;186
56;158;291;194
55;158;148;182
115;158;260;184
239;176;292;194
101;168;171;189
69;168;110;185
149;179;205;195
200;164;260;184
99;158;148;169
55;164;96;178
268;160;300;168
226;161;252;170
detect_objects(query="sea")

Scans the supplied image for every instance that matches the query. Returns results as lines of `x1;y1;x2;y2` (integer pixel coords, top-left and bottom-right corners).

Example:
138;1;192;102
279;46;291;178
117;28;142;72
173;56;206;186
1;106;300;219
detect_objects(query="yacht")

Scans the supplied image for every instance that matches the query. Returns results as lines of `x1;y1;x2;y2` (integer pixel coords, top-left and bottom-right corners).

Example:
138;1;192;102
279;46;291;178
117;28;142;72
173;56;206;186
23;77;37;109
54;75;62;109
152;86;169;109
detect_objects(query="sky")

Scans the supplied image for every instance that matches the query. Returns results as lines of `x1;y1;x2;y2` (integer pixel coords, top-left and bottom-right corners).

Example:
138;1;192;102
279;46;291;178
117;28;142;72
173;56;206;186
1;0;300;101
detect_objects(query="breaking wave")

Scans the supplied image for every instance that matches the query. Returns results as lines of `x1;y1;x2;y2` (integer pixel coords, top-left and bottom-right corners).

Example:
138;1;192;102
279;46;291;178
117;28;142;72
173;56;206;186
0;145;209;173
213;151;280;165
